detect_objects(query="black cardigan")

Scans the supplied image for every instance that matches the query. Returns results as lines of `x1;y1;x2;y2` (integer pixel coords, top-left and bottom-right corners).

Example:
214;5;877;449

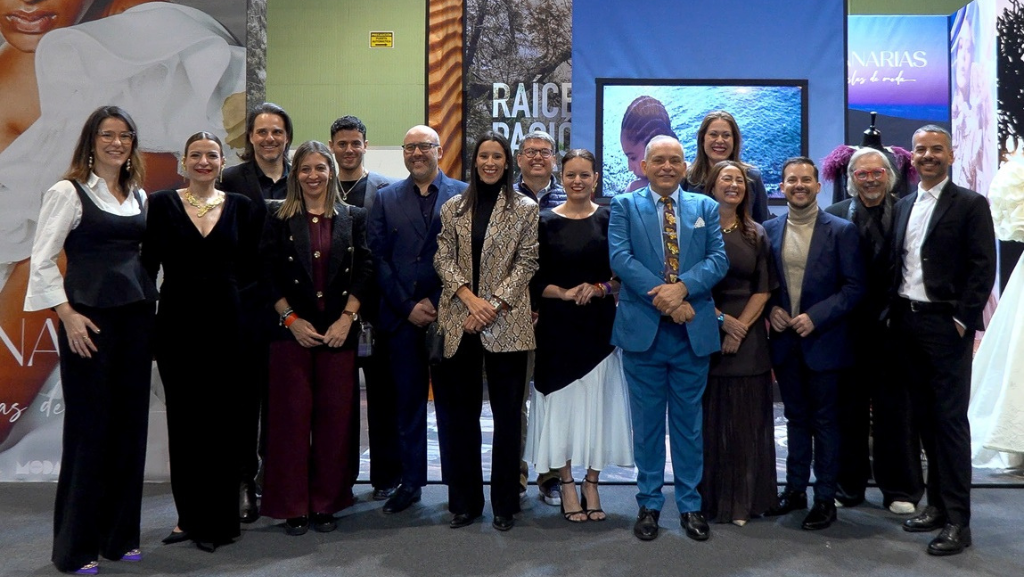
261;201;374;347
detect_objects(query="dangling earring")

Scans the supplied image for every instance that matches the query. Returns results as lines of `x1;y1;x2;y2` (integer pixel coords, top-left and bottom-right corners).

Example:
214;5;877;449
125;158;132;172
88;154;94;170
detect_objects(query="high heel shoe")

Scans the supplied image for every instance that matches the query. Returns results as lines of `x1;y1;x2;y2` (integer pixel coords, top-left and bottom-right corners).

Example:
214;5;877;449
161;528;190;545
559;478;586;523
582;476;606;521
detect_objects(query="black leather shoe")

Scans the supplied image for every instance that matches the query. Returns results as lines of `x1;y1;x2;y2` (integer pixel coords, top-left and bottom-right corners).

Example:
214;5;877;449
194;541;217;553
801;500;837;530
161;529;190;545
680;511;710;541
449;513;479;529
765;490;808;517
239;481;259;523
284;516;309;536
903;506;947;533
492;515;515;531
312;512;338;533
834;487;865;508
927;524;971;556
633;507;660;541
383;485;422;514
372;484;399;501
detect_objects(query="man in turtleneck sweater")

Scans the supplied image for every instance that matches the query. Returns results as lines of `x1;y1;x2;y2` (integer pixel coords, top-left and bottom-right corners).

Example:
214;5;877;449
762;157;865;531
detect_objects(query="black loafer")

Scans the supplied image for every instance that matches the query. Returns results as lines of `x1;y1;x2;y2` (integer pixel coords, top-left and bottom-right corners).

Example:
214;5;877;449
633;507;660;541
765;490;808;517
801;500;837;530
240;481;260;523
284;516;309;536
372;485;399;501
194;541;217;553
449;513;479;529
927;524;971;556
312;513;338;533
383;485;422;514
492;515;515;531
680;511;710;541
161;529;190;545
903;506;947;532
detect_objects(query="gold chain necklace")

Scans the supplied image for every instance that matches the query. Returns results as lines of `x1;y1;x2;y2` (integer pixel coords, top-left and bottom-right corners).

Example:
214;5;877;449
339;171;367;201
722;219;739;233
185;189;225;218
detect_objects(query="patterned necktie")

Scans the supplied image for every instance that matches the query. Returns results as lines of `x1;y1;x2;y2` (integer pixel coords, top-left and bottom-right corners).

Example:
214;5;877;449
661;196;679;283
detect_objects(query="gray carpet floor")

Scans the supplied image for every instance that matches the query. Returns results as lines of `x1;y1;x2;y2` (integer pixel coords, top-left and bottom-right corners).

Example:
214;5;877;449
2;483;1022;577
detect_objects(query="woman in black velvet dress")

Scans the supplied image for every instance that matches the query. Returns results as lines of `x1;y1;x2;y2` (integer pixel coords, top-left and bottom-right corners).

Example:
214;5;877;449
142;132;259;552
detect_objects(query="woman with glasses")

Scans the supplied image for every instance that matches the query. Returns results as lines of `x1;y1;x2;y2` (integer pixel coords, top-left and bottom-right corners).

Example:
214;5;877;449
433;131;539;531
260;141;373;537
684;111;770;224
24;106;156;575
141;132;260;553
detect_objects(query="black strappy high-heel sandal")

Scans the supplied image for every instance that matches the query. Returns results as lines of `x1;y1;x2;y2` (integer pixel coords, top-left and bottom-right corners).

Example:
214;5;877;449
560;478;587;523
582;476;606;521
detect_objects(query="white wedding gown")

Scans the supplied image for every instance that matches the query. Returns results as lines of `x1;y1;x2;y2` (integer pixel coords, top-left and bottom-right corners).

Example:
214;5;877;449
968;154;1024;469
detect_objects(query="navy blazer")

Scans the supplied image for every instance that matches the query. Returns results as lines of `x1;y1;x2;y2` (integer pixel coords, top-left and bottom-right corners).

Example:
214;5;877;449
367;171;467;332
888;181;996;331
765;209;865;371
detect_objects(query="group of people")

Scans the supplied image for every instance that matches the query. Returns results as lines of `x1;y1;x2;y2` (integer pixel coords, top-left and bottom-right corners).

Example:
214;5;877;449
24;99;998;574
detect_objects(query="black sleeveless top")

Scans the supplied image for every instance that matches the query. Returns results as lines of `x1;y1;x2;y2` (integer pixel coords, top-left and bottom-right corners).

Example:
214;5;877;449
63;181;157;308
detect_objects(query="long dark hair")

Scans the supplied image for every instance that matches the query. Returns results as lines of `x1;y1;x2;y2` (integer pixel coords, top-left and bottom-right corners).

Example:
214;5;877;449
238;102;293;162
707;160;757;247
456;131;515;216
687;110;747;190
64;105;145;193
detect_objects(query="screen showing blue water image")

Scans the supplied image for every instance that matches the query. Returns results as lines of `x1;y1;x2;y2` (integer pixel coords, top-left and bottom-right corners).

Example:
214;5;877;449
596;80;807;200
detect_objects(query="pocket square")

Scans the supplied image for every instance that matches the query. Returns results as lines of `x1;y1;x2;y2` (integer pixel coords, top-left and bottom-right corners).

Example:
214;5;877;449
694;217;705;228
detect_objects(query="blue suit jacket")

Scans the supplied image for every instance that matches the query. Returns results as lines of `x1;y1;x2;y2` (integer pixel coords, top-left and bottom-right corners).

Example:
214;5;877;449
764;209;865;371
609;186;728;356
367;171;467;332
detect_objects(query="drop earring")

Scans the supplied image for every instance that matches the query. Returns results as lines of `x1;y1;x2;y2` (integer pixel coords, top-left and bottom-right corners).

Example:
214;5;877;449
88;154;94;169
126;158;132;172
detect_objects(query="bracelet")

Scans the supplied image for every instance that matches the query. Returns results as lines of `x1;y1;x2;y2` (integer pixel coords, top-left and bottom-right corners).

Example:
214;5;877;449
592;283;606;297
282;312;299;328
601;281;614;296
341;310;359;322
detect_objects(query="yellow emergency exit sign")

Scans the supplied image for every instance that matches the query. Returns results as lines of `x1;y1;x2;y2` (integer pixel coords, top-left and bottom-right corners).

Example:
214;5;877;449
370;32;394;48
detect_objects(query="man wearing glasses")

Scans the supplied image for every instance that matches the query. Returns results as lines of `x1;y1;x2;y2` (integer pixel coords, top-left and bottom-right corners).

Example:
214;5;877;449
366;125;467;516
513;131;565;210
826;148;924;517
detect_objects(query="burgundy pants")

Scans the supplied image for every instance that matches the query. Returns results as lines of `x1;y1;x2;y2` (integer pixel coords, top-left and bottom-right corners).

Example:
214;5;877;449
261;340;357;518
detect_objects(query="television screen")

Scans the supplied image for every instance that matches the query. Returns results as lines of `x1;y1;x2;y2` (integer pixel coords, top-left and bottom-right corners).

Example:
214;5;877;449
596;79;808;201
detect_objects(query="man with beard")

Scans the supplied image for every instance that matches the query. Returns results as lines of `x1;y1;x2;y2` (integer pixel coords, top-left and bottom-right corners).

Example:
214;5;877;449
763;157;864;531
329;116;398;500
221;103;294;524
826;148;923;516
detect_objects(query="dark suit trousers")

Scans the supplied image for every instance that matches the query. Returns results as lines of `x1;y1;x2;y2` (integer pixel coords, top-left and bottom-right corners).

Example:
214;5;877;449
262;341;357;518
359;337;402;489
433;334;527;518
52;302;153;572
775;347;839;502
892;305;973;526
836;322;924;505
383;322;432;488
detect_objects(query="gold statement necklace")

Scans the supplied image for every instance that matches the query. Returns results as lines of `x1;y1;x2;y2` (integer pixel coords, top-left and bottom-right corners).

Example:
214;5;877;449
185;189;225;218
722;219;740;234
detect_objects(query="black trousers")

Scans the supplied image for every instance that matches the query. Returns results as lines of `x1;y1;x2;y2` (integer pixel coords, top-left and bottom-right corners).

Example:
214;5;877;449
238;298;271;487
52;302;154;572
892;304;974;526
358;341;402;489
433;334;527;518
383;322;432;488
835;322;924;505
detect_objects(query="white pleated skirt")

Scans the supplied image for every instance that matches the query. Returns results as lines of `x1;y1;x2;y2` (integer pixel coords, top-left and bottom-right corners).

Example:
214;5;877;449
525;349;634;474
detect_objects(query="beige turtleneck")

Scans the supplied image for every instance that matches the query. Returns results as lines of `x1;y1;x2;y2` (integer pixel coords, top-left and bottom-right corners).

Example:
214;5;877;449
782;203;818;315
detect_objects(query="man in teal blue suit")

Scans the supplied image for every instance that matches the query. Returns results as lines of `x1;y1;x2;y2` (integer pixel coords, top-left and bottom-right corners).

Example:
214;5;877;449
608;136;728;541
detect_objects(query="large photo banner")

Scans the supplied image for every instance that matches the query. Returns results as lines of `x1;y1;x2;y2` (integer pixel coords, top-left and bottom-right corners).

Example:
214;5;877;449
0;0;248;481
463;0;572;175
846;15;950;147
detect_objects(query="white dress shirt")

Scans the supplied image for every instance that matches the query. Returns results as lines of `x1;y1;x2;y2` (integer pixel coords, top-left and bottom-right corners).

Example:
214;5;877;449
23;173;145;312
898;177;947;302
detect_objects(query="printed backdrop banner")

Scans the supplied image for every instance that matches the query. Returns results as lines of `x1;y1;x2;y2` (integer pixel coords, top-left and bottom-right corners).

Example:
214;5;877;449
0;0;248;482
463;0;572;176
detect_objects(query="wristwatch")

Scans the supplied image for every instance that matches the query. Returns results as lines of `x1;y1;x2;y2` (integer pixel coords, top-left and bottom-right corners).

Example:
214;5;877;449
717;314;725;328
489;298;503;312
342;310;360;322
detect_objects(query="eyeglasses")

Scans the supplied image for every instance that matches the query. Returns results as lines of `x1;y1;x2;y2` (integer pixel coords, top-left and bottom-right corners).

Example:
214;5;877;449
522;148;553;159
402;142;440;153
97;131;135;143
852;168;886;181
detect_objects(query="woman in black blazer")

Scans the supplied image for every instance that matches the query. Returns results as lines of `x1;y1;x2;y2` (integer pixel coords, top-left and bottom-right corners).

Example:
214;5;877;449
259;140;373;536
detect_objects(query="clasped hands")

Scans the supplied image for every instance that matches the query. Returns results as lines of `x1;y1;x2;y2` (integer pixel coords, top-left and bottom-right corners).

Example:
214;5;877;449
648;282;694;324
560;283;600;305
288;315;353;348
720;314;747;354
769;306;815;337
462;294;501;334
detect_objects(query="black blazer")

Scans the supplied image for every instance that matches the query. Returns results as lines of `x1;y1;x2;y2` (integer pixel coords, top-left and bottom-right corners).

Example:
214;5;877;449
889;180;996;331
261;201;374;347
